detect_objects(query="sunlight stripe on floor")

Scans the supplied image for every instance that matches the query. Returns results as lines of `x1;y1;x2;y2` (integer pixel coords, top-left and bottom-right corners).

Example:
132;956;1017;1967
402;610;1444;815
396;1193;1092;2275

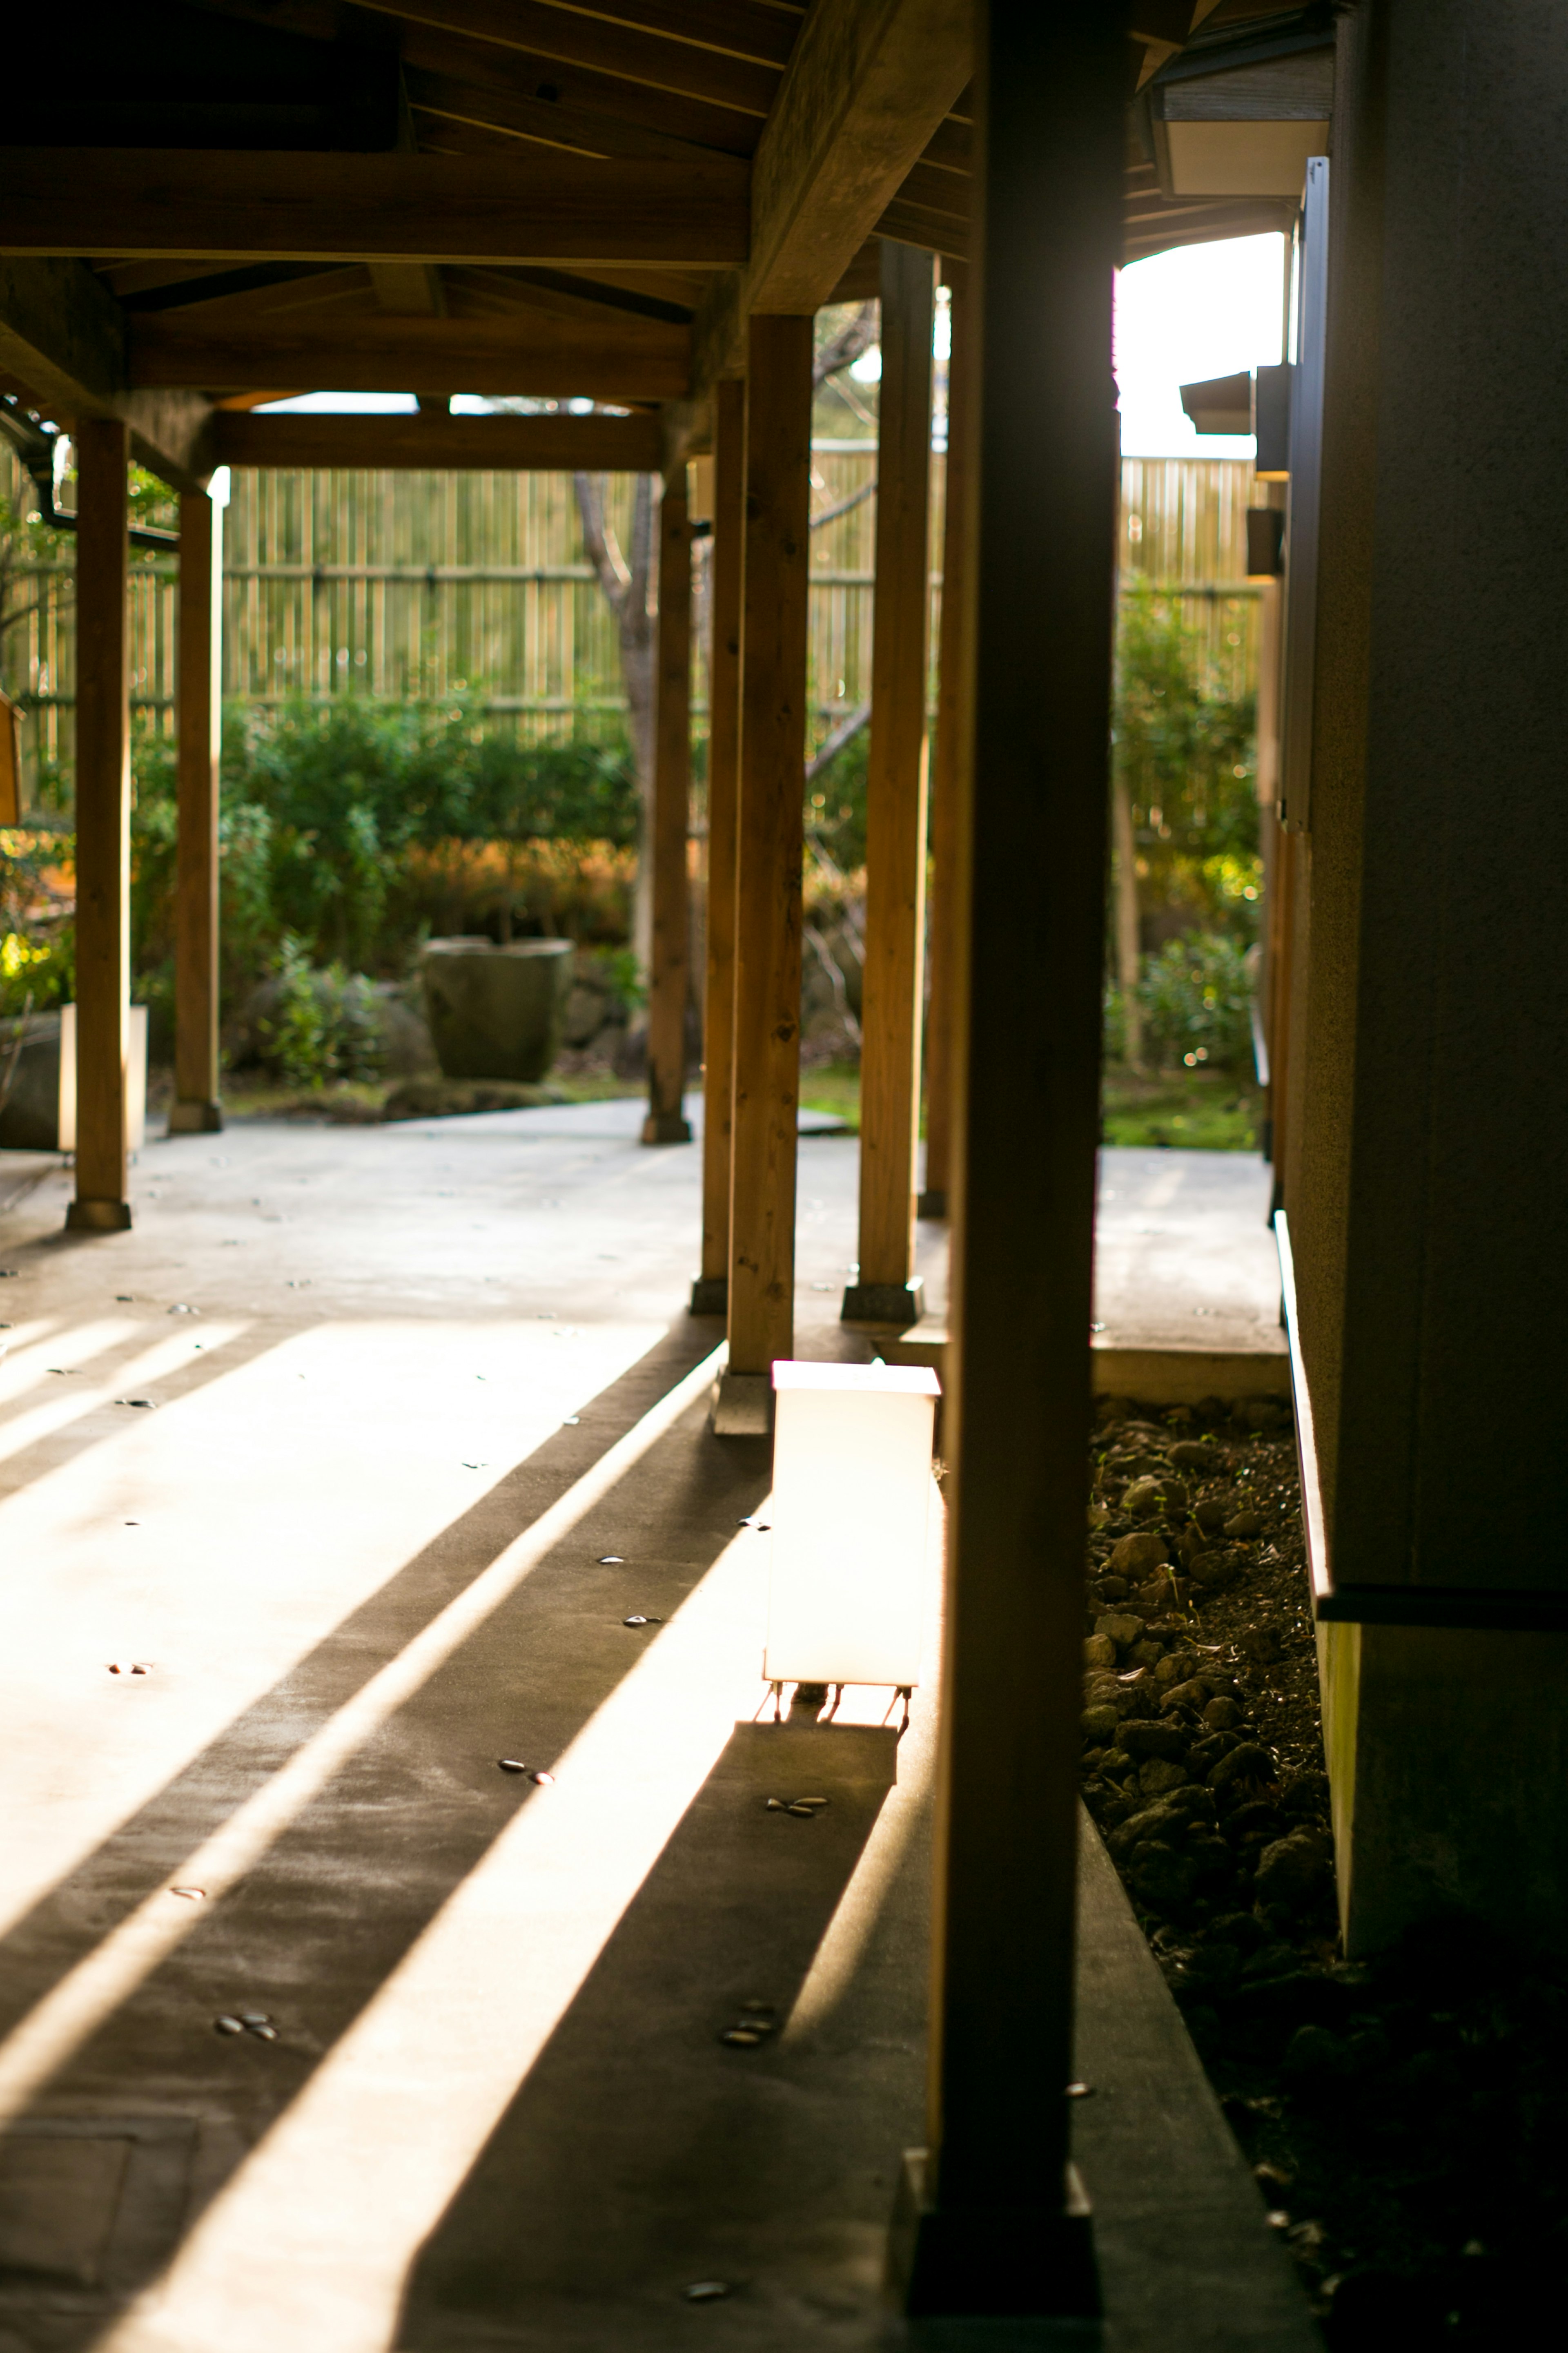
0;1343;725;2130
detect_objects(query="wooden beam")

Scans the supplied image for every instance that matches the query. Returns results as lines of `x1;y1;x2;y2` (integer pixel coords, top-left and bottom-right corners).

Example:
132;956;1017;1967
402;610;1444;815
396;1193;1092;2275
212;409;666;470
642;471;694;1146
0;258;213;490
919;268;971;1218
746;0;971;313
843;240;935;1327
171;489;224;1136
67;419;133;1233
891;8;1125;2320
0;148;749;269
688;0;969;393
714;314;811;1431
131;313;691;399
690;376;745;1314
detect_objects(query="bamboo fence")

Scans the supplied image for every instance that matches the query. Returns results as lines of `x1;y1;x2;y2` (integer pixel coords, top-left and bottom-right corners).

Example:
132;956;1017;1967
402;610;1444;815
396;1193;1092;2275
0;446;1260;803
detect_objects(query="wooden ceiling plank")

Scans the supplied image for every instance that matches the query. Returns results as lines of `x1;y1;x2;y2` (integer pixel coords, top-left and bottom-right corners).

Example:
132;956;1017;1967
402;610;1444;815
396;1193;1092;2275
354;1;780;117
0;147;750;270
397;23;762;155
896;158;971;225
369;261;447;314
127;309;690;398
212;406;666;468
397;0;804;71
873;197;967;261
403;62;716;162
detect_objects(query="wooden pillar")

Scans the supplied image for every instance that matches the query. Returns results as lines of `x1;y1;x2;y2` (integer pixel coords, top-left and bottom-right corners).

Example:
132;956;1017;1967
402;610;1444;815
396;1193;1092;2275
170;486;224;1134
67;420;133;1233
642;469;693;1144
918;268;971;1221
712;317;812;1435
690;379;746;1313
889;7;1125;2320
844;241;937;1328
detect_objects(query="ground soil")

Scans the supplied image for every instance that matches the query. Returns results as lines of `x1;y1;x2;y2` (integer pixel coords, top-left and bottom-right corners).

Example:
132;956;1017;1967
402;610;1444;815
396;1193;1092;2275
1082;1397;1568;2351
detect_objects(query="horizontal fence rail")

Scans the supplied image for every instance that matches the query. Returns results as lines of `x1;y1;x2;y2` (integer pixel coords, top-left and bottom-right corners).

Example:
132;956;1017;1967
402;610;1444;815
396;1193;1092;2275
0;450;1264;801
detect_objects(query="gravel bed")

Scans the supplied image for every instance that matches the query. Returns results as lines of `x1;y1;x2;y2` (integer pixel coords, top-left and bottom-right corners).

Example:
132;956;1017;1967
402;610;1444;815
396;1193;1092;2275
1082;1395;1568;2350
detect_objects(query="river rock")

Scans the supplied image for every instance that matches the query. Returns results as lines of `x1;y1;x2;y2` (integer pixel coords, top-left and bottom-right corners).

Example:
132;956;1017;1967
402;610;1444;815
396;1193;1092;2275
1255;1827;1332;1912
1154;1648;1199;1686
1186;1548;1240;1590
1106;1531;1167;1579
1194;1498;1230;1532
1209;1741;1276;1792
1120;1720;1189;1762
1225;1508;1264;1538
1139;1758;1189;1797
1126;1839;1200;1908
1122;1477;1164;1518
1161;1676;1212;1712
1201;1695;1243;1731
1094;1611;1143;1649
1083;1634;1117;1671
1170;1439;1224;1474
1080;1703;1121;1744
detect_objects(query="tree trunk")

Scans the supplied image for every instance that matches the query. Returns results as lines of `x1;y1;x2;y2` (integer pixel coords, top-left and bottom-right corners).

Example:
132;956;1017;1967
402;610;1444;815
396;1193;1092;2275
1111;770;1143;1071
573;468;657;985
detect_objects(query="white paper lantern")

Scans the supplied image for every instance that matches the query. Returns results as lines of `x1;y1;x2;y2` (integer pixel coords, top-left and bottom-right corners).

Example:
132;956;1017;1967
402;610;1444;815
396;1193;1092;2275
764;1359;940;1689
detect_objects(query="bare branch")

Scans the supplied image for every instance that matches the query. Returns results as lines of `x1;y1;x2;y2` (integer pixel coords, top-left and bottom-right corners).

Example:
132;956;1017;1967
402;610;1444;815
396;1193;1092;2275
806;700;870;783
810;478;876;533
572;471;630;611
814;299;878;389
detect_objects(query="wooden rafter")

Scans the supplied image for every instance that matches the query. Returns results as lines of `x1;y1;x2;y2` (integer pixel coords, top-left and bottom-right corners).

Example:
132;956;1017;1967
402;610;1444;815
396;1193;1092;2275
127;308;690;397
0;147;749;269
211;407;665;469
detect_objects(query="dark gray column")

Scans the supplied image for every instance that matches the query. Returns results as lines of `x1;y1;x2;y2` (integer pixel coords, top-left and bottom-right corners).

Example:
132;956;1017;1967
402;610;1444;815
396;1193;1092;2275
1292;0;1568;1949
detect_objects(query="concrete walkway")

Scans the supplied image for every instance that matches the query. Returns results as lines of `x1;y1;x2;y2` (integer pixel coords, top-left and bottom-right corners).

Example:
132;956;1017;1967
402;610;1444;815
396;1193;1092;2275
0;1119;1310;2353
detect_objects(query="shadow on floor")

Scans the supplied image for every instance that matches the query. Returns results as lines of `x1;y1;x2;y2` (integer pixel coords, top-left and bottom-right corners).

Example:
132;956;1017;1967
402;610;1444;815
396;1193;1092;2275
0;1325;770;2348
399;1718;901;2352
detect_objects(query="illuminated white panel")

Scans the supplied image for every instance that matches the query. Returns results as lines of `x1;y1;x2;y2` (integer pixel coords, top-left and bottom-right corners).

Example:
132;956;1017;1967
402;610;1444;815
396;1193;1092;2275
765;1359;939;1688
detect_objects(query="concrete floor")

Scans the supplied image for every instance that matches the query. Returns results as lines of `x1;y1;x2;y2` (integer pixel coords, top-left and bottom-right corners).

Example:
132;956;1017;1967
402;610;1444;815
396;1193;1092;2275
0;1117;1309;2353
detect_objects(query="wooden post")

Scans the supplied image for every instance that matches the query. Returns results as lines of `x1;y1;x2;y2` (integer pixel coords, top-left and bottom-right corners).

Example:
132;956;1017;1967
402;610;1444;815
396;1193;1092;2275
919;269;971;1222
643;469;693;1144
170;486;224;1134
889;8;1125;2319
67;419;132;1233
844;241;937;1327
690;378;746;1312
712;317;812;1436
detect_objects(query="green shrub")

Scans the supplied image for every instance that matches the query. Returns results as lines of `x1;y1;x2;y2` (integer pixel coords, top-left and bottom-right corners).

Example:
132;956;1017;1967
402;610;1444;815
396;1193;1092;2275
257;936;387;1090
1113;585;1261;942
1136;932;1255;1073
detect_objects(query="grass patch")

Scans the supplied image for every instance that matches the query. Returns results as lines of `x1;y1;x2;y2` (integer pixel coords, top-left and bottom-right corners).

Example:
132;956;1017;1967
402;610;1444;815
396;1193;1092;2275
1101;1064;1261;1151
799;1061;862;1131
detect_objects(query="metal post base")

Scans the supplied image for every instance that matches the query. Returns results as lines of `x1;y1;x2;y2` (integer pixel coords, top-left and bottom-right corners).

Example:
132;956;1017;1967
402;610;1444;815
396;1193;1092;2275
710;1369;772;1436
641;1109;693;1145
917;1188;948;1220
65;1198;132;1233
168;1100;224;1135
842;1276;923;1327
688;1274;728;1316
888;2151;1098;2320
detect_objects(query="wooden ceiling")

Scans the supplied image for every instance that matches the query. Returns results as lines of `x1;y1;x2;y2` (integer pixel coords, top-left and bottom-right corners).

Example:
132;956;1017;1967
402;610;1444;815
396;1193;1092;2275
0;0;1317;485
